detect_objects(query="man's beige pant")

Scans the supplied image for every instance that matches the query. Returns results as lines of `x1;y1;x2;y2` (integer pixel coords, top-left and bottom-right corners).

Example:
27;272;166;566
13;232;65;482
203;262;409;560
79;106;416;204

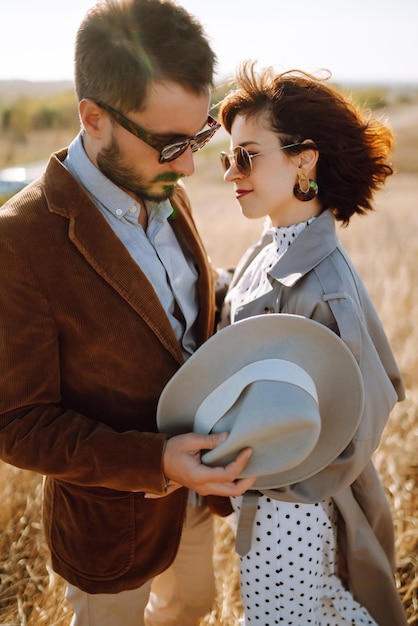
66;503;215;626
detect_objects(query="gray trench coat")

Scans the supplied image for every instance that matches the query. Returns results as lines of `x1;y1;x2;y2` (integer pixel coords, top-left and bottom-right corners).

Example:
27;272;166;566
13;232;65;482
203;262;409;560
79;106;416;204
220;209;407;626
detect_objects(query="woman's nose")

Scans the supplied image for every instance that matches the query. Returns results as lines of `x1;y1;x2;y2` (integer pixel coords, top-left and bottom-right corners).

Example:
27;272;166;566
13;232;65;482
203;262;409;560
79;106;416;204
223;159;242;182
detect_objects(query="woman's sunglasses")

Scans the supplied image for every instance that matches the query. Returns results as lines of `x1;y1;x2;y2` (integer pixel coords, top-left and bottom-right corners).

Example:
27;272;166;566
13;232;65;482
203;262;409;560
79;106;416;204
96;101;220;163
220;143;302;177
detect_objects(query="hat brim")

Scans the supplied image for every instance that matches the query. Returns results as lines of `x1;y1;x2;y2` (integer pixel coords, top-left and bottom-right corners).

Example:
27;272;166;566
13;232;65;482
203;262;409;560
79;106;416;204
157;314;364;489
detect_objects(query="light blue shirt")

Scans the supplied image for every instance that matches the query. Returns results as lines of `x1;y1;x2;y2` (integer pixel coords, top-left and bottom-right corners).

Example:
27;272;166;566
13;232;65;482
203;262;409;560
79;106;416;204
64;133;199;359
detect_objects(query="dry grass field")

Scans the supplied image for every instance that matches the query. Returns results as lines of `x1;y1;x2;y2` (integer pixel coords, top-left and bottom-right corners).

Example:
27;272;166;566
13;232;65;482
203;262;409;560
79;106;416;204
0;97;417;625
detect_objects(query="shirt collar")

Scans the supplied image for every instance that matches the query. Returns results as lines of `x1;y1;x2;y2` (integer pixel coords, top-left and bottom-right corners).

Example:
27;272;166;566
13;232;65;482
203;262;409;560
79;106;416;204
65;133;173;222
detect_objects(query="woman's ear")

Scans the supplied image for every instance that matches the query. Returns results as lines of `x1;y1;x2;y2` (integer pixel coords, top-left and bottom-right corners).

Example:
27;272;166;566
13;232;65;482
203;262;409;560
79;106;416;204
79;99;106;139
297;140;319;174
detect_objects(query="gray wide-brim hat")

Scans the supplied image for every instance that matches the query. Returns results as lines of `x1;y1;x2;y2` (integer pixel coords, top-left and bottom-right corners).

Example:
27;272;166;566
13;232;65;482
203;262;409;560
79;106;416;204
157;314;364;489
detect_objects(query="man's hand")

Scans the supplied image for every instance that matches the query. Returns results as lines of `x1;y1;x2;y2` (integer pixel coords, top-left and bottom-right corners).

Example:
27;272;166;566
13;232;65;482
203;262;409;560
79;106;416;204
162;431;256;496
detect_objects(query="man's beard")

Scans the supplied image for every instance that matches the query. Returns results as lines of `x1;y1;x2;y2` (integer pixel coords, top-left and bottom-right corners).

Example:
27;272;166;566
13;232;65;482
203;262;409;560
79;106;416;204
97;137;179;202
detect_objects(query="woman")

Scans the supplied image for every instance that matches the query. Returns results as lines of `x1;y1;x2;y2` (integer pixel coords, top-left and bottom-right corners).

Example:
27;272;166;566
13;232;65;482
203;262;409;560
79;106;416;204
218;62;407;625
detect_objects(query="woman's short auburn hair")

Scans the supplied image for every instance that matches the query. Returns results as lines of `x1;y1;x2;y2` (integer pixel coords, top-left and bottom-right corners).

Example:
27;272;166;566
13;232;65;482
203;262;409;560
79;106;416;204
220;61;394;224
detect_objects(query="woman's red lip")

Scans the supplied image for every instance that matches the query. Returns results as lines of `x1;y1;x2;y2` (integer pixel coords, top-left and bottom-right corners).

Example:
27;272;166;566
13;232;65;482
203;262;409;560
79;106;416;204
236;189;252;199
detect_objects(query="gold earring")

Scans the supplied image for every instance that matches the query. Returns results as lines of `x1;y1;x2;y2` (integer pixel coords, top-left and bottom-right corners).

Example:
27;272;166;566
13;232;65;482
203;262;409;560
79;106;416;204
293;170;318;202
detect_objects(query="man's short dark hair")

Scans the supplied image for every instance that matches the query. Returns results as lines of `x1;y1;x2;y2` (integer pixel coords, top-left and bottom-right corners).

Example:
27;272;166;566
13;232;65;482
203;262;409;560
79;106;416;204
75;0;216;111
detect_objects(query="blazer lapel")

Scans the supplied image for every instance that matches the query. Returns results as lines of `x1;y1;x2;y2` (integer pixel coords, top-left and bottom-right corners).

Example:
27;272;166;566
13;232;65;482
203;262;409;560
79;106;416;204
43;152;187;363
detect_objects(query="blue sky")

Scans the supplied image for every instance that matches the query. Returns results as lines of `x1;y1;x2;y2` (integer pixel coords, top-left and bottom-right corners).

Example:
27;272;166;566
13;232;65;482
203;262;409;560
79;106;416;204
1;0;417;84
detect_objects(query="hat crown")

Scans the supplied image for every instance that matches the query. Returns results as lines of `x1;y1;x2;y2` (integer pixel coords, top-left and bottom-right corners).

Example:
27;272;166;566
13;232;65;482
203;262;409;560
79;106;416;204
202;379;321;476
157;314;364;489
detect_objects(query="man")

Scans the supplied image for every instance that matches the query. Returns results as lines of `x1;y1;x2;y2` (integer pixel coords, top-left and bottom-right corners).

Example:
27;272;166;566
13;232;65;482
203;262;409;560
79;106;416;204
0;1;254;624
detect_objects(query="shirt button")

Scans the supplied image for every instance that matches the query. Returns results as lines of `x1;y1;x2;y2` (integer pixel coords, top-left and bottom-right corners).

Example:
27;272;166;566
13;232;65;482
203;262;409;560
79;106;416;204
115;208;123;216
129;205;137;213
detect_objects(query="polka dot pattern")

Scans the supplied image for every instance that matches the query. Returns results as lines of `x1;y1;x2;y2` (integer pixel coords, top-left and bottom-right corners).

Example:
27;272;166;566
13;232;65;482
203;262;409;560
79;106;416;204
231;497;377;625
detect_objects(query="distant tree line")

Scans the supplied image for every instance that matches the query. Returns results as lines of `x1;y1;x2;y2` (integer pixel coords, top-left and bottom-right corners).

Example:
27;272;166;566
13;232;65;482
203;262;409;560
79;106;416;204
0;80;403;145
1;91;80;143
0;83;236;144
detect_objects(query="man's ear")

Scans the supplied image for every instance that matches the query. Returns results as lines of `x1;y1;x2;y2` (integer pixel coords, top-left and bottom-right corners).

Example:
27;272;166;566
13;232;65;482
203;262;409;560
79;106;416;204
79;99;107;138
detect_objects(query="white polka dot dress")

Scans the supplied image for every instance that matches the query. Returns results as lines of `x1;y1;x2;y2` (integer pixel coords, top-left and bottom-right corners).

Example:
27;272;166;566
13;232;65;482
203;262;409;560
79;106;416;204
227;219;378;625
232;497;377;625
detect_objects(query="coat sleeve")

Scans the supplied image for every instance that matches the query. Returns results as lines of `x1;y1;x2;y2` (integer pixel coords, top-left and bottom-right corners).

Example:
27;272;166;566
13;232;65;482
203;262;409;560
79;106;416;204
0;220;168;495
262;255;402;504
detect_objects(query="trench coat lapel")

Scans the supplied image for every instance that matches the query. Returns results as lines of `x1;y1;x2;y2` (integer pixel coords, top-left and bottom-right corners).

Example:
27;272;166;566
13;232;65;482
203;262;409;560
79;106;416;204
231;210;340;321
230;209;339;294
268;209;339;287
43;151;211;363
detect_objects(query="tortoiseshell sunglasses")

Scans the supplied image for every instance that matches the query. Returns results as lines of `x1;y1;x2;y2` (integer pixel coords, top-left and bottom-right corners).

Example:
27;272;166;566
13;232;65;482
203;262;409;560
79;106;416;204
96;101;220;163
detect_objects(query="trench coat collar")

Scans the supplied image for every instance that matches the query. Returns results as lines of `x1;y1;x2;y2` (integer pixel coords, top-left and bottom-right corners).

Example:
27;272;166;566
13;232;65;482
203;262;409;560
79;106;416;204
268;209;339;287
42;149;212;364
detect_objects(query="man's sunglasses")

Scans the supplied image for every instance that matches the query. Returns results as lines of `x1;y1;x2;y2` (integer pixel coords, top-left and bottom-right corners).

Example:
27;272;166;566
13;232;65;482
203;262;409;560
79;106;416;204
96;101;220;163
220;143;302;177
